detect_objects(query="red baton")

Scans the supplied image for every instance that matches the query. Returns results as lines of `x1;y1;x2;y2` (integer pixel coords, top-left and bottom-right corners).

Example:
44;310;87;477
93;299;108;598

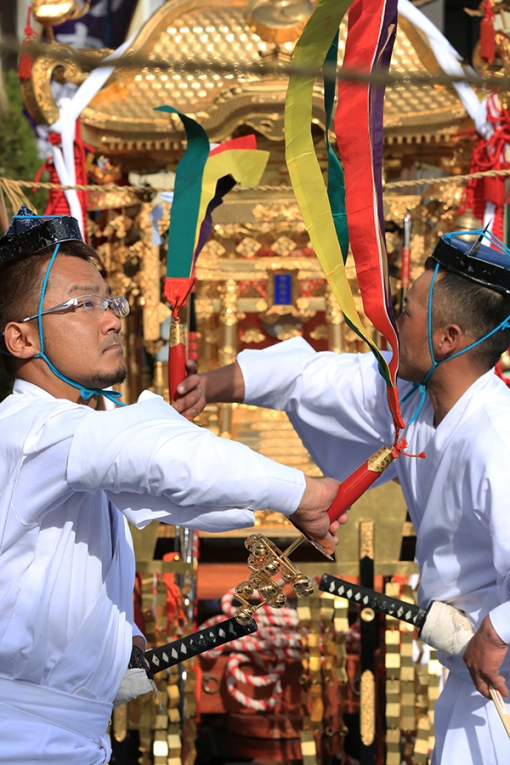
327;445;396;522
169;322;187;403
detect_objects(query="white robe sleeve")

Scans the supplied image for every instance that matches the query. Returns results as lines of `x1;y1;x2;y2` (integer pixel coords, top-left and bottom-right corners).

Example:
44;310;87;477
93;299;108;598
66;391;305;530
132;622;146;648
480;414;510;644
238;337;396;481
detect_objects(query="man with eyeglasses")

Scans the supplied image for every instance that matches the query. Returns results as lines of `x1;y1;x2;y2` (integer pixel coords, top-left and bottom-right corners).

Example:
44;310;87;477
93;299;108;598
0;206;343;765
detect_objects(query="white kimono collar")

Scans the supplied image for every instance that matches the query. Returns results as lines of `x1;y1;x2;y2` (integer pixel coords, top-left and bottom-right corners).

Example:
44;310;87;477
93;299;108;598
13;378;67;401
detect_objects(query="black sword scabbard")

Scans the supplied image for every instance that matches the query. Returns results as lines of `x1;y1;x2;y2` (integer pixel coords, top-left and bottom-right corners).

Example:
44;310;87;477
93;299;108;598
319;574;428;629
143;616;258;674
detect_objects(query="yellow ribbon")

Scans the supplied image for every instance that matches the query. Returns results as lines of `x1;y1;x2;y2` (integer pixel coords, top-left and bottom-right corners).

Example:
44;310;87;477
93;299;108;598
285;0;391;378
194;149;269;252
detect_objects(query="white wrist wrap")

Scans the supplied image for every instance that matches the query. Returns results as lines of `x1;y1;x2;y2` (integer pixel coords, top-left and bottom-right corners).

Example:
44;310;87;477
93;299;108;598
113;668;154;708
420;601;474;657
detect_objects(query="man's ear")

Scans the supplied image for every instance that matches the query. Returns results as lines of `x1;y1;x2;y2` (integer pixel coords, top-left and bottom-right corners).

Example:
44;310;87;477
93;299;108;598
434;323;464;360
3;322;41;359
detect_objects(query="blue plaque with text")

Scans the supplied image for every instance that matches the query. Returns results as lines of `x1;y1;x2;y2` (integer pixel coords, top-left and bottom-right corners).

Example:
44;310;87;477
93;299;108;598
274;273;292;305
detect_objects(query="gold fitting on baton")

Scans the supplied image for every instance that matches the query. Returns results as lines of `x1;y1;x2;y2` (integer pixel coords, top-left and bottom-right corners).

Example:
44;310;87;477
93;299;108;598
169;321;186;348
367;445;395;473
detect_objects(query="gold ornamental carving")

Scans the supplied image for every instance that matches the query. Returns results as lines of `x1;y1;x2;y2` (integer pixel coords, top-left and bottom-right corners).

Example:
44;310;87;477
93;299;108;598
240;328;266;344
271;235;297;256
32;0;92;27
22;44;109;125
246;0;314;43
360;607;376;623
252;202;304;223
360;521;375;561
170;322;187;348
219;280;240;367
135;202;171;343
219;280;240;328
233;534;315;626
360;670;376;746
367;445;396;474
236;237;262;258
21;1;468;146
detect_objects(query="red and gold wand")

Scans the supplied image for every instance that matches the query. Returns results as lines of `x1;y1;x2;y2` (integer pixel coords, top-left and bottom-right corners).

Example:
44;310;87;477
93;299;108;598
288;442;413;560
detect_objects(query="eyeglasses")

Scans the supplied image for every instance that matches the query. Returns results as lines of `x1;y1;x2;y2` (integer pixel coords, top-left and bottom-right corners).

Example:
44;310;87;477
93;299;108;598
18;294;130;324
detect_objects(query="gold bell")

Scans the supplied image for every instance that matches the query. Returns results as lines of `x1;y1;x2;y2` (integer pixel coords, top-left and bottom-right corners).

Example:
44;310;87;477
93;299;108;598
32;0;90;25
452;209;483;242
500;350;510;372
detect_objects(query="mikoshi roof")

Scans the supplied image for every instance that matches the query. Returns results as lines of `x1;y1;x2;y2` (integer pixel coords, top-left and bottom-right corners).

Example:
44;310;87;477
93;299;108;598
22;0;468;152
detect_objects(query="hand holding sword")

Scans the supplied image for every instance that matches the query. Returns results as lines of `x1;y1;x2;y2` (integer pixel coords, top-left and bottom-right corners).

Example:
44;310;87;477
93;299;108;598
113;616;259;708
320;574;510;739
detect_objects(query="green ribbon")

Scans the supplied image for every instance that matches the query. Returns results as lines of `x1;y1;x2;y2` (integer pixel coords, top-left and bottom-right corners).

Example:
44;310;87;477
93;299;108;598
155;105;210;278
324;32;349;264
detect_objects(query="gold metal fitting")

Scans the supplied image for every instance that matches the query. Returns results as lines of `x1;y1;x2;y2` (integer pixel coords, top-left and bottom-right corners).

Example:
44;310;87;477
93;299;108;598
367;445;395;473
169;321;187;348
233;533;316;625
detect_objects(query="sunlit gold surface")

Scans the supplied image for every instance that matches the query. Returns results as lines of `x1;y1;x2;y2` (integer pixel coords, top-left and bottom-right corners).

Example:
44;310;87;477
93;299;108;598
169;321;187;347
367;445;395;473
32;0;91;25
360;521;375;560
246;0;314;43
360;670;376;746
24;0;468;145
234;533;315;624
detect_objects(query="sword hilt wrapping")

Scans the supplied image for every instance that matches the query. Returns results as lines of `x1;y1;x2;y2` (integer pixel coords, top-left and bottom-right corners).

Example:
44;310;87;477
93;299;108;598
327;445;396;522
144;616;258;674
320;575;476;658
319;574;428;627
419;600;474;656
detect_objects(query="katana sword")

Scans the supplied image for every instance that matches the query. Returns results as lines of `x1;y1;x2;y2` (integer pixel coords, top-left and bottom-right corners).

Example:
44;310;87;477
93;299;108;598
320;573;428;628
319;574;510;739
136;616;258;675
115;617;259;708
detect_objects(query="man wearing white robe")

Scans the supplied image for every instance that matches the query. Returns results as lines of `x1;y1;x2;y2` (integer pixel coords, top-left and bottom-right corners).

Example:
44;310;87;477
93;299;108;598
0;219;340;763
177;247;510;764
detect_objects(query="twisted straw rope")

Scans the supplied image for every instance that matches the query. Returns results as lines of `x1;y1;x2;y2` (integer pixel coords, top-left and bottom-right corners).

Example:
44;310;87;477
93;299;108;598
2;166;510;207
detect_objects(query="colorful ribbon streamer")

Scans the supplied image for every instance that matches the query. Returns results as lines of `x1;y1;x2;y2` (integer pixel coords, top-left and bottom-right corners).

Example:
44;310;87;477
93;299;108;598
284;0;405;432
155;106;269;399
156;106;269;314
335;0;403;429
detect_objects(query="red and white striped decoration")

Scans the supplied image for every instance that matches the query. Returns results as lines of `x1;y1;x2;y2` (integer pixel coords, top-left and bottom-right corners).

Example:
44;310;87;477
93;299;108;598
197;585;359;710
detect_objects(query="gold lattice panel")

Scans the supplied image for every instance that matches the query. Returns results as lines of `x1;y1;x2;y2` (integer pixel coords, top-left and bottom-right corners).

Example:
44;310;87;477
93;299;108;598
231;404;321;474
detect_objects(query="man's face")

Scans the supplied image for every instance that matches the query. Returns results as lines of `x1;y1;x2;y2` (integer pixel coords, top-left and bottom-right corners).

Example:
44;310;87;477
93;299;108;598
397;269;438;382
36;254;127;389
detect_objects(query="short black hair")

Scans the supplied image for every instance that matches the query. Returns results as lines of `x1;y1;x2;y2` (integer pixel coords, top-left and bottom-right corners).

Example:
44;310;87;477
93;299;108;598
425;256;510;371
0;240;101;377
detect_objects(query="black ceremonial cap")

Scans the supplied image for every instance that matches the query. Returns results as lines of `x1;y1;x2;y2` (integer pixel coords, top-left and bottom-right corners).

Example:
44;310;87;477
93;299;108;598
431;235;510;296
0;205;83;266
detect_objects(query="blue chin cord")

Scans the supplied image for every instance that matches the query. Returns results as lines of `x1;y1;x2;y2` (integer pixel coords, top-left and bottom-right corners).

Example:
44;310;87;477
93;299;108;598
401;260;510;425
34;242;125;406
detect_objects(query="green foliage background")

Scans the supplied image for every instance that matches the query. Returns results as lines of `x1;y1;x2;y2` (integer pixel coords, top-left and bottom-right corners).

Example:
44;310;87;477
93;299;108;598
0;71;48;400
0;70;48;214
